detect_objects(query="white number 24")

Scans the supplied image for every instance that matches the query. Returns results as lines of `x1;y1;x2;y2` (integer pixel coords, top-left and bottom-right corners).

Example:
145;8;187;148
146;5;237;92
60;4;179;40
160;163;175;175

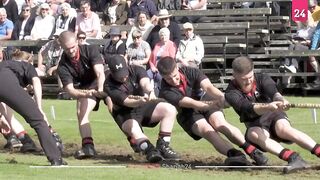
294;9;306;18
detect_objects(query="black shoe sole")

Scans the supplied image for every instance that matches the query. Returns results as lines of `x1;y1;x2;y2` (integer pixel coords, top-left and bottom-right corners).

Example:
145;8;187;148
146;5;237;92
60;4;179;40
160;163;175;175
147;154;163;163
225;156;252;166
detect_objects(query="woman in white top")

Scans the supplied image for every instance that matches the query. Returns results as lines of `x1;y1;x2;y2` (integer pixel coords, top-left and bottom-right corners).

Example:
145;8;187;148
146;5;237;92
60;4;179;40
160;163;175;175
53;2;76;35
30;3;55;40
126;11;154;47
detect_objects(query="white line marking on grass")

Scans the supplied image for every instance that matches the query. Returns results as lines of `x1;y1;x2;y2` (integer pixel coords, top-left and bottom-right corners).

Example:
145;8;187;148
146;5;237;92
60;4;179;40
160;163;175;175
29;165;127;169
60;118;113;123
194;166;289;169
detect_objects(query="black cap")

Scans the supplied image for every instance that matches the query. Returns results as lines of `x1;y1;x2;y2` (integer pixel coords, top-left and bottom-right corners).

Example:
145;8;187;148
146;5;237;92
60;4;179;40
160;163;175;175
108;55;129;80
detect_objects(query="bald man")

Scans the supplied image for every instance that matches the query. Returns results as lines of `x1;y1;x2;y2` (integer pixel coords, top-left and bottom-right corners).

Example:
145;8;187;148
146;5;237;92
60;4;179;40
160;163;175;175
57;31;106;159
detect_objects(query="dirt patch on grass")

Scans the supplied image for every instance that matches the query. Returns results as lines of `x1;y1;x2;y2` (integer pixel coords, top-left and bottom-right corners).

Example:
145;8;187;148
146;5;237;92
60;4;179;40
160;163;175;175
1;141;320;175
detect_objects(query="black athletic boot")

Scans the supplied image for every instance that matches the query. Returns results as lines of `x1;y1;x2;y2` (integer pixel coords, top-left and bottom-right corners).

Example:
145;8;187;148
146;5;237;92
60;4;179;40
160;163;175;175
224;149;252;166
50;158;68;166
4;134;23;149
156;138;179;160
283;153;310;174
19;134;39;153
143;141;163;163
249;148;268;166
74;144;97;159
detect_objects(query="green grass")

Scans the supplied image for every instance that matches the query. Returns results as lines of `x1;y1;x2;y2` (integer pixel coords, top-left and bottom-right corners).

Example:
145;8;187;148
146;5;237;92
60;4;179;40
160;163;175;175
1;96;320;179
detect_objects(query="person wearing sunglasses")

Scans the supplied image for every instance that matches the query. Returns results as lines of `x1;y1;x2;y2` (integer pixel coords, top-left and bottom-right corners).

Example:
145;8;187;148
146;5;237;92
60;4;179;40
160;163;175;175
30;3;55;40
126;30;151;69
12;4;34;41
77;30;88;45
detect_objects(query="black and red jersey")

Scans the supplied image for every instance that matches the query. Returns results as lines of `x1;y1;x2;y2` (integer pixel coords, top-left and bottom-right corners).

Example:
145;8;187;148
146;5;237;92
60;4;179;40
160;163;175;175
225;73;279;122
57;45;104;89
159;66;207;108
0;60;37;88
104;65;148;111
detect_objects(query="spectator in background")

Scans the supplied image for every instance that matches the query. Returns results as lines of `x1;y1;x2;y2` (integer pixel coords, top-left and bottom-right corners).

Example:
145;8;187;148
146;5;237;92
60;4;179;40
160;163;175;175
12;4;35;40
128;0;158;25
24;0;39;17
90;0;108;12
305;0;320;85
75;0;102;39
102;26;126;62
0;7;13;40
181;0;207;23
77;30;88;45
176;22;204;68
54;2;76;35
102;0;129;25
30;3;55;40
36;33;64;90
15;0;25;14
67;0;82;10
0;0;19;23
0;46;10;61
146;9;181;49
148;27;176;95
126;30;151;69
126;11;154;47
279;1;319;85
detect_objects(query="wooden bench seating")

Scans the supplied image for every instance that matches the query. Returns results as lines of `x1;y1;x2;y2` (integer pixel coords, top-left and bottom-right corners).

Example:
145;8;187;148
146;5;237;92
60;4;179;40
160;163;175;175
169;8;272;17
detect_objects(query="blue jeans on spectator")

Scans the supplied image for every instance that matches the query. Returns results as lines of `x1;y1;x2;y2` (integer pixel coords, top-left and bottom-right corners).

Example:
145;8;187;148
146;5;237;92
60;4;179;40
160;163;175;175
311;22;320;50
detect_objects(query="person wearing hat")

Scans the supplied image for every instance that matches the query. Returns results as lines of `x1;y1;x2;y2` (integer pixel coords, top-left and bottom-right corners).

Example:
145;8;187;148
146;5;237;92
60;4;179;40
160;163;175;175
128;0;158;25
104;54;179;162
176;22;204;68
57;31;106;159
75;0;102;39
102;26;126;62
30;3;55;40
146;9;181;50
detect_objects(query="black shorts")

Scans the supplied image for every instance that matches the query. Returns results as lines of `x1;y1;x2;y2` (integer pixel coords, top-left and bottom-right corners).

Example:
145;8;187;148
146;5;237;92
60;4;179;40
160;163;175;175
244;111;292;149
112;101;160;129
177;93;222;140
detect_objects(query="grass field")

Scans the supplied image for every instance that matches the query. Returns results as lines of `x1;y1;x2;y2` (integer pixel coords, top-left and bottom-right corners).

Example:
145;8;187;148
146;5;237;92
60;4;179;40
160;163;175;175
1;96;320;179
